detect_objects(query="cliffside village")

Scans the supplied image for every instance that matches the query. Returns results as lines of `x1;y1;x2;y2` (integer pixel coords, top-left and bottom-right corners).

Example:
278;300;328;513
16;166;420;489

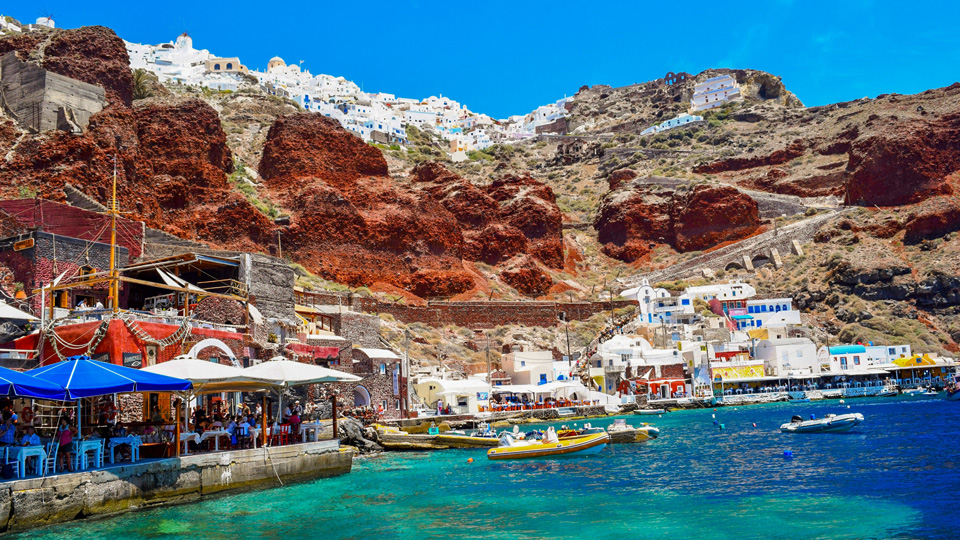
0;17;954;425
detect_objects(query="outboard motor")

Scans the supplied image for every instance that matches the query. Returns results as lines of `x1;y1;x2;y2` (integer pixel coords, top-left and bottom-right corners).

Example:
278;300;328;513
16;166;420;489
791;415;804;423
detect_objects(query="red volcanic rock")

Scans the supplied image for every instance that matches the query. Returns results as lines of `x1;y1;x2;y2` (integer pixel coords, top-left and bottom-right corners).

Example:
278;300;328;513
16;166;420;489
41;26;134;106
902;197;960;243
595;182;761;262
845;113;960;206
673;185;762;251
259;114;388;190
412;161;498;230
499;255;553;296
594;188;674;262
463;224;528;265
0;27;134;106
489;173;563;268
608;168;638;191
413;164;564;269
135;99;233;192
258;123;473;297
694;140;807;174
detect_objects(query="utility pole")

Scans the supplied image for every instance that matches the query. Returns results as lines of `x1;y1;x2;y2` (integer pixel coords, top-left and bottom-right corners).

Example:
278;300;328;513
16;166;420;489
277;230;283;259
109;154;119;313
403;329;411;419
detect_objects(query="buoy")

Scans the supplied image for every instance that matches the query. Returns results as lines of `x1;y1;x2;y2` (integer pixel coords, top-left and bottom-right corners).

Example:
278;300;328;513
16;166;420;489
810;414;816;420
783;450;793;460
713;420;718;425
467;458;474;463
719;423;725;430
712;413;716;419
839;399;845;404
752;423;757;428
847;405;851;409
713;408;717;411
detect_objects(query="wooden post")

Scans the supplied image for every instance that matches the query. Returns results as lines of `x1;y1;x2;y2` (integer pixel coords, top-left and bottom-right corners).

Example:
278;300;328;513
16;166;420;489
331;394;338;440
261;395;267;448
174;398;181;457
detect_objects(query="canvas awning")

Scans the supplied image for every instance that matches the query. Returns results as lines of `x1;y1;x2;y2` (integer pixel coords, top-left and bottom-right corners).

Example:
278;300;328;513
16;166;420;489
0;302;38;321
27;355;192;399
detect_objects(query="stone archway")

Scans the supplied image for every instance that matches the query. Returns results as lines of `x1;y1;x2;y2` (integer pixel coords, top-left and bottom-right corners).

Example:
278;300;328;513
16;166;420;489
188;338;239;366
725;262;745;272
751;254;771;268
353;386;371;407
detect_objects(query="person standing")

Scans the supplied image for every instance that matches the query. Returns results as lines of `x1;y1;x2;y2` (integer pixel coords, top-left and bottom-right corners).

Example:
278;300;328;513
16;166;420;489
0;417;15;446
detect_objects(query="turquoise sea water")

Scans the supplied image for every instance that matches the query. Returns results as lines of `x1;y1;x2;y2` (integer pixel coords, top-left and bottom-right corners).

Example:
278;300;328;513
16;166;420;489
15;396;960;540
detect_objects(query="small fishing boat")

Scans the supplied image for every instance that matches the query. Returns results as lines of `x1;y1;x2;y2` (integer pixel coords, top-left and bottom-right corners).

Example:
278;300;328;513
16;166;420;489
487;427;609;460
789;397;811;403
780;413;864;433
634;408;666;415
608;418;660;442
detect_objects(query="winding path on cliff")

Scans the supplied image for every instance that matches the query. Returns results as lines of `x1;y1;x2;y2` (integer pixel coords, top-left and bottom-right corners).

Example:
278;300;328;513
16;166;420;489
617;207;847;288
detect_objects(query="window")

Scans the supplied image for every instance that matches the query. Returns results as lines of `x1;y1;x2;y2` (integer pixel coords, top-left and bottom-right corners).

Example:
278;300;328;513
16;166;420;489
214;63;220;70
796;350;803;358
888;348;895;355
840;357;848;369
854;356;861;366
381;400;387;411
226;63;233;70
681;299;690;306
395;399;401;410
520;360;525;367
379;363;386;375
757;320;762;327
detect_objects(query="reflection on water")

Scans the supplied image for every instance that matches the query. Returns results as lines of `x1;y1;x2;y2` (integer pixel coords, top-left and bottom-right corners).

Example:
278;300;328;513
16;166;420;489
14;397;960;540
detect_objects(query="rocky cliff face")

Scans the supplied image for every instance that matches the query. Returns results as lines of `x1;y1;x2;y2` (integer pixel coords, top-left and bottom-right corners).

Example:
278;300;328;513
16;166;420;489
594;180;762;262
411;163;564;268
258;115;474;297
0;26;133;105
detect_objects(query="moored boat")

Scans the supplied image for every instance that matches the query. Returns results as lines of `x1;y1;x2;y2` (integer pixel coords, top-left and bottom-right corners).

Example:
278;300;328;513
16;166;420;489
487;427;609;460
780;413;864;433
634;408;666;415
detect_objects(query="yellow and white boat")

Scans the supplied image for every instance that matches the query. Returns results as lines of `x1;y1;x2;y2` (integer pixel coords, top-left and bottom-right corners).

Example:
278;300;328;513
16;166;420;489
487;427;609;460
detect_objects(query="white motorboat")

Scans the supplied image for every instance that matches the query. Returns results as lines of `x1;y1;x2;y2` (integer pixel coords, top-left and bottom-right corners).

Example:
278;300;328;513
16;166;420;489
634;408;667;415
780;413;864;433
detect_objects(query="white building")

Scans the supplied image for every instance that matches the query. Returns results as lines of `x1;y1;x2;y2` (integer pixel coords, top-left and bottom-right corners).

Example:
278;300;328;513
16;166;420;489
732;298;802;331
754;338;819;377
818;344;913;373
690;74;743;112
502;350;555;386
640;113;704;135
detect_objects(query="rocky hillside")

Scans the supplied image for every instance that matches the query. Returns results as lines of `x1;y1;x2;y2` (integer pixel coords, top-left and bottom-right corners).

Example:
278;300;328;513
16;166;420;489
1;24;958;355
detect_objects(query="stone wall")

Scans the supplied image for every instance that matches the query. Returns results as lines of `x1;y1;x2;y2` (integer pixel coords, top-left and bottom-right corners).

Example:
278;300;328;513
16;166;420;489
0;52;105;133
242;253;296;325
334;312;381;348
0;441;352;534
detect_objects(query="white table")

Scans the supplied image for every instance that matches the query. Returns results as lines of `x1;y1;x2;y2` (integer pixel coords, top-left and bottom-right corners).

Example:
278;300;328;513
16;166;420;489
197;430;229;452
107;436;141;463
75;440;104;470
10;446;45;477
180;432;199;454
299;422;325;442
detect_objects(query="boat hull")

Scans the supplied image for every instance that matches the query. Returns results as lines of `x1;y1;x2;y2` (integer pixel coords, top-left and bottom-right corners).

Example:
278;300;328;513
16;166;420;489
780;413;864;433
634;409;666;415
436;434;500;448
487;433;610;460
947;391;960;401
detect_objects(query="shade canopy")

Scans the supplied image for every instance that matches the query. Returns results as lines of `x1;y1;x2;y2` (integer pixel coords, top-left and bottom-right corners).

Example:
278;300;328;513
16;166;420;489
0;365;66;400
141;355;273;393
242;357;360;386
0;302;38;321
27;355;193;399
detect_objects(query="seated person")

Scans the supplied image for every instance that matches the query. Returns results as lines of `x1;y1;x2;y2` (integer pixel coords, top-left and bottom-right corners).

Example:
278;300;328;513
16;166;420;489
0;417;16;446
19;425;41;473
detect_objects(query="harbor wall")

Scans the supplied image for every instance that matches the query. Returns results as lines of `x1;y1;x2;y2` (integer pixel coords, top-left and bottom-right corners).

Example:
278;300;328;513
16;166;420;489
0;440;352;535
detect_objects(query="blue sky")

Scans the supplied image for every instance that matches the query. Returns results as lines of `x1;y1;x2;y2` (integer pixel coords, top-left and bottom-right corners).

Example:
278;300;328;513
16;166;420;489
16;1;960;118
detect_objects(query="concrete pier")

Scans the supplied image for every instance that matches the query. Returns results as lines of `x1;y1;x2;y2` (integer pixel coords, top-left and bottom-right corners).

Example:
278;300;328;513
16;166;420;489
0;440;352;534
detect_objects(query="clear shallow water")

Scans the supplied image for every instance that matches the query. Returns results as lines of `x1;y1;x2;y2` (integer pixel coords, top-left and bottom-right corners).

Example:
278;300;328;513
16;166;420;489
15;396;960;540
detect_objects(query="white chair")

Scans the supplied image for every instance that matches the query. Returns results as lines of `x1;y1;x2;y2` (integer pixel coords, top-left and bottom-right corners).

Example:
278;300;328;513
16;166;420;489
43;441;59;476
3;447;21;479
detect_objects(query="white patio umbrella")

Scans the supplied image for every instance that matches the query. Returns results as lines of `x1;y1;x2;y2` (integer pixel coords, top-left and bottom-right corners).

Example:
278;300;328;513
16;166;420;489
242;356;360;432
142;355;273;393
